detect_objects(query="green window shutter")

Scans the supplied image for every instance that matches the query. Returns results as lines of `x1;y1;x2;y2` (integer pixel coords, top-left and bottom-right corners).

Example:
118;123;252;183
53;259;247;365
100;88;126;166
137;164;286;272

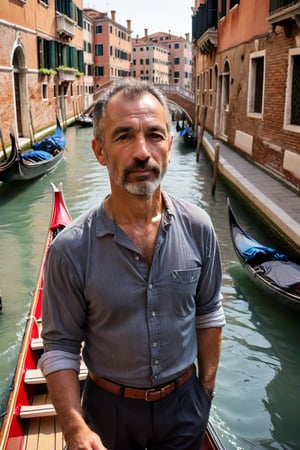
62;45;68;66
37;36;44;68
49;40;56;69
77;50;84;72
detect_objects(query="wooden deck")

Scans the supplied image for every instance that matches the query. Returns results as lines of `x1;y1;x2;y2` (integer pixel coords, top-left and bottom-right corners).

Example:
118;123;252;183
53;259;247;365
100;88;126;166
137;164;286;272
23;394;65;450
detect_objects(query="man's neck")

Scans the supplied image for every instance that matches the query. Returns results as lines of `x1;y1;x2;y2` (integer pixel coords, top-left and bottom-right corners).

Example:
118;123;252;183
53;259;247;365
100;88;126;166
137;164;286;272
105;190;163;227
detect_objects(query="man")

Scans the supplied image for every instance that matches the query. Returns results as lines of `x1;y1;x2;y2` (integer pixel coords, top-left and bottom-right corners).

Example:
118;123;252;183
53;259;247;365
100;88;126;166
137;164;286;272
40;79;225;450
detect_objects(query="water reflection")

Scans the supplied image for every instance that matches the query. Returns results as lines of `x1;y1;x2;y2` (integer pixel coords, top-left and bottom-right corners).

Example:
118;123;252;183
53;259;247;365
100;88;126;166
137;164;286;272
227;264;300;450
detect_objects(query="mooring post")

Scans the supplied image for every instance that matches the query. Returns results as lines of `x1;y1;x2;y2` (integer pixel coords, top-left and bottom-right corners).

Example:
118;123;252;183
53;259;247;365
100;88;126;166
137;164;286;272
196;106;207;162
211;142;220;196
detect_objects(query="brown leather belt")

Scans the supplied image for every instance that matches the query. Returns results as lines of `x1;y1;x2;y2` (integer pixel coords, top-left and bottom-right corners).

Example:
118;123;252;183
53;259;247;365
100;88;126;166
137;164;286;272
89;365;194;402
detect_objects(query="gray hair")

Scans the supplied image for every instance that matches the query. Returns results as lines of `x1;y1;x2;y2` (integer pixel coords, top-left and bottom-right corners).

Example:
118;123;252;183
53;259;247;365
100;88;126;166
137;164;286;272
93;78;172;144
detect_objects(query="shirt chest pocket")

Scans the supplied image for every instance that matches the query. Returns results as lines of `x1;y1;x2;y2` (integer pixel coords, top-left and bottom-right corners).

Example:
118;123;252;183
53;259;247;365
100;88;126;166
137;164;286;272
171;267;201;317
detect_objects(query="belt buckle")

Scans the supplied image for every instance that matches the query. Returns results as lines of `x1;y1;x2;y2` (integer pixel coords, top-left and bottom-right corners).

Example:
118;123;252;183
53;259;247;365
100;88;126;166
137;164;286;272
145;388;157;402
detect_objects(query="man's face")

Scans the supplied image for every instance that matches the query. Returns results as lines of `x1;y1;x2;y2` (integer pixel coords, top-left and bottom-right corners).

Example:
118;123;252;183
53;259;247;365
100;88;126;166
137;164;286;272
93;92;173;197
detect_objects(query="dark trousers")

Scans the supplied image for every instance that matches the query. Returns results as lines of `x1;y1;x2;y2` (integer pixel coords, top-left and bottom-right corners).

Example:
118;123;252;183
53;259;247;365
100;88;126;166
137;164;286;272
82;370;211;450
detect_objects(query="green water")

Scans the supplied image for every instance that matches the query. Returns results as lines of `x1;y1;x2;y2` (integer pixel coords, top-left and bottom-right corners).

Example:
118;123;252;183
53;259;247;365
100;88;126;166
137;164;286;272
0;125;299;449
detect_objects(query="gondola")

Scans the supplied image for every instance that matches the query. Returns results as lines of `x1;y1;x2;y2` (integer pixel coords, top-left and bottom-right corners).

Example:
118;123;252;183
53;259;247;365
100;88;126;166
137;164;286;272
228;198;300;316
0;119;66;183
75;113;93;127
0;184;226;450
176;121;196;147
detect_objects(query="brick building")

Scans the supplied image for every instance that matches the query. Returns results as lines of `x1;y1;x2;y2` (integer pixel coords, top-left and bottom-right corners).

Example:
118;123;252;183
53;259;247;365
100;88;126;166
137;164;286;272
84;9;132;87
83;11;94;110
192;0;300;191
0;0;84;146
144;31;193;90
131;36;169;84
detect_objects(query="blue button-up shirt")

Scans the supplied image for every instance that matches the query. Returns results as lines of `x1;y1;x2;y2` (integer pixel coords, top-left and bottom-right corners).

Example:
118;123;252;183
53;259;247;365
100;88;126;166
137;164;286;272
41;193;225;387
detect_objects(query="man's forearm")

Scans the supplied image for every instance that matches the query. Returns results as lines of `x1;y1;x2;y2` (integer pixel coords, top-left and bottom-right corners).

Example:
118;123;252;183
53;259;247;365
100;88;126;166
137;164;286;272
46;369;87;441
196;327;222;392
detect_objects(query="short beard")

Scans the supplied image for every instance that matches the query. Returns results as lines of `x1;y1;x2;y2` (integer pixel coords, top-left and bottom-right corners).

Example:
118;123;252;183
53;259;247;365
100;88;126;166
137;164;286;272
123;159;163;196
124;177;162;197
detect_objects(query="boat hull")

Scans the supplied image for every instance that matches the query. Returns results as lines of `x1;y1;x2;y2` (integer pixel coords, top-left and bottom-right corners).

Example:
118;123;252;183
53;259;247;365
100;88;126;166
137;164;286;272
0;121;65;183
228;199;300;316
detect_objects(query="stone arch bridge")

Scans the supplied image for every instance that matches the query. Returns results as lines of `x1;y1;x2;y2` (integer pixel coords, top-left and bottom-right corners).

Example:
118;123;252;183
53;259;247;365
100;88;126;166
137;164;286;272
86;82;195;125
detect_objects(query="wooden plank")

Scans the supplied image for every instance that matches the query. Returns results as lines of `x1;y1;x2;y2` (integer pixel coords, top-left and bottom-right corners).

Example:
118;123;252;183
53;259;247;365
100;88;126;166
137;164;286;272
20;403;56;419
25;364;88;385
24;395;47;450
54;416;65;449
31;338;43;350
38;416;57;450
23;395;66;450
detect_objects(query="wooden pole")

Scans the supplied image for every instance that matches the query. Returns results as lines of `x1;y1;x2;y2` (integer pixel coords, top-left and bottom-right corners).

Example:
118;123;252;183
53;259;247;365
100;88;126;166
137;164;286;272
29;109;35;146
211;143;220;197
196;106;207;162
0;123;7;159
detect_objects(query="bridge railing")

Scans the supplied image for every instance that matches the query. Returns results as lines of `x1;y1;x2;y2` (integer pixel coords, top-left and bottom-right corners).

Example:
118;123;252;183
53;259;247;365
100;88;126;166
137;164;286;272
156;84;195;102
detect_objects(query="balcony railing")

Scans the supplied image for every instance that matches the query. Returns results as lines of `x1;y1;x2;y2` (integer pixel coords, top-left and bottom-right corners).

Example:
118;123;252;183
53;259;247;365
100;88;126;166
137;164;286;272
268;0;300;28
56;12;75;39
270;0;299;13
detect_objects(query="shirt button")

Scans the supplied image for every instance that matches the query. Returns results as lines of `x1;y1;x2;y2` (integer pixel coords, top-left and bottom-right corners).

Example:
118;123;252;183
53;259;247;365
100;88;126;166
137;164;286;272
153;342;158;348
151;310;156;317
135;255;140;261
154;360;159;365
148;283;153;289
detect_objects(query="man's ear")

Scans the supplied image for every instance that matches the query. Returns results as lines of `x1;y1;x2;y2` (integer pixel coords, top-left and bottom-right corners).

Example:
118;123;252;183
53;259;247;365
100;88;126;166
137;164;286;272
92;139;107;166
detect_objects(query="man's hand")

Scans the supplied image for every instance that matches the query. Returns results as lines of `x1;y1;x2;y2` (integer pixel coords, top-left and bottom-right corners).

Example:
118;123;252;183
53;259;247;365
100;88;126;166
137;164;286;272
66;428;108;449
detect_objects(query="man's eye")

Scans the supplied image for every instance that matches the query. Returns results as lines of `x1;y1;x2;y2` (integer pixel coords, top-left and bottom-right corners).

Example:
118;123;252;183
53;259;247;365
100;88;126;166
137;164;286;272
118;134;130;142
151;133;164;141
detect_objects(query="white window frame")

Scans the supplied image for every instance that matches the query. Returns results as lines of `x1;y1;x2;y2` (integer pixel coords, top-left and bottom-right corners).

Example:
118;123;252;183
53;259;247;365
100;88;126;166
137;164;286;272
41;82;48;101
247;50;265;119
284;47;300;133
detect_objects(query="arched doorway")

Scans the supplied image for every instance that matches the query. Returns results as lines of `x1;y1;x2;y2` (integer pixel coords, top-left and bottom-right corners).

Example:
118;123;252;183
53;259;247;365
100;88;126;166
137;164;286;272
215;60;230;140
12;45;28;138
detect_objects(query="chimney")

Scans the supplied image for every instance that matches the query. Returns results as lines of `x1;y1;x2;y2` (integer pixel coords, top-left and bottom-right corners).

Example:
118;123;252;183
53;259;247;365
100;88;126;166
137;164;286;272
144;28;148;38
127;19;131;31
185;33;190;41
111;10;116;21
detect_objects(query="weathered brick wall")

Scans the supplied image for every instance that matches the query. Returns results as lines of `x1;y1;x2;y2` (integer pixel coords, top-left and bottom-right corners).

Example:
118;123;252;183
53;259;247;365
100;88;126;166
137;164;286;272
197;22;300;190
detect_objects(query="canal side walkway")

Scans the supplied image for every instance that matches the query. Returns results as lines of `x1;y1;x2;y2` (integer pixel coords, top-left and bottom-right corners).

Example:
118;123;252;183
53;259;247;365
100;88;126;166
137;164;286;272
202;131;300;254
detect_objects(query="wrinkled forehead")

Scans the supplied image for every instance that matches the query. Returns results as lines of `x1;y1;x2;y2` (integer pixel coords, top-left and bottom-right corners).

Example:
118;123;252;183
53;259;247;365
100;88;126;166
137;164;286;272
106;92;168;124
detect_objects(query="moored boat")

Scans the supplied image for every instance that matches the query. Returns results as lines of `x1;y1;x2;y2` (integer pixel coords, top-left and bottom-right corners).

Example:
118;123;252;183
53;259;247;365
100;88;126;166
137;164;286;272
228;198;300;316
0;183;72;450
0;119;66;183
0;184;226;450
75;113;93;127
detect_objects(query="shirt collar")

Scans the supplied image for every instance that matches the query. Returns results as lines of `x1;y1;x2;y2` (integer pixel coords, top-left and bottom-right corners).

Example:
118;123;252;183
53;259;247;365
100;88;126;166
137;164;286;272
95;191;175;238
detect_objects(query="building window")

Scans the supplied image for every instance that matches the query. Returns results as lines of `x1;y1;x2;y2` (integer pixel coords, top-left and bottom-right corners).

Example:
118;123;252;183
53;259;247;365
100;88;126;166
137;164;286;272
174;57;180;65
220;0;226;17
95;66;104;76
95;44;103;56
248;51;265;117
96;25;102;34
174;43;180;49
284;48;300;131
230;0;240;8
42;83;48;100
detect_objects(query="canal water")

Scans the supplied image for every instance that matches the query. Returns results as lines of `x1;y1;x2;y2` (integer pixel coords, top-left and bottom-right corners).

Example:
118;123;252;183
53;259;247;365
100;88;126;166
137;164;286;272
0;124;299;449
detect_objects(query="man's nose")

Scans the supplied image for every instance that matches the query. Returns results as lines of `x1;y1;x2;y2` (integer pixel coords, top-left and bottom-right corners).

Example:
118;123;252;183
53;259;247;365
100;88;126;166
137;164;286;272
133;135;151;160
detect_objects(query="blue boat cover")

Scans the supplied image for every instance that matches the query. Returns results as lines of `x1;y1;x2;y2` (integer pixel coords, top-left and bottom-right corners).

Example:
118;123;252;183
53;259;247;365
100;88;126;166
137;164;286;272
32;126;65;153
22;150;52;162
235;233;288;262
